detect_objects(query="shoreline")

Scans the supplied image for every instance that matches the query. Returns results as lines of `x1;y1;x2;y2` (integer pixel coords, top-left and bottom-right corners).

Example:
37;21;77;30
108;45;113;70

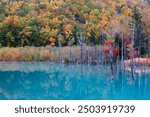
0;47;149;65
123;58;150;74
123;58;150;66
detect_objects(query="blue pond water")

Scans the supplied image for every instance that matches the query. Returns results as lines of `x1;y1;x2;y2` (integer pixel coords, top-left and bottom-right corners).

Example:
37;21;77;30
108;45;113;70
0;62;150;100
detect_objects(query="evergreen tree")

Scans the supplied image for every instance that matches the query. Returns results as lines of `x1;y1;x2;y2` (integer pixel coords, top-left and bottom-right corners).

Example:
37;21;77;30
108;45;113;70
131;7;146;56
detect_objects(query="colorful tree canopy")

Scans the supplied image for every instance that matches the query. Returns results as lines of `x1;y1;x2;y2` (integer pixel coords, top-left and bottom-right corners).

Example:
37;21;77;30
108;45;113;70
0;0;149;47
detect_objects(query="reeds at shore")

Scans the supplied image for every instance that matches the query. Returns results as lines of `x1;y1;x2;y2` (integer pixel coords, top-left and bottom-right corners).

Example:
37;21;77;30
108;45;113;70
0;46;100;62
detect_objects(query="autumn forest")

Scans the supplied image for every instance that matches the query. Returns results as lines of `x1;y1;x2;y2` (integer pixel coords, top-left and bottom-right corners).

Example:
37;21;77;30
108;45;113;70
0;0;150;61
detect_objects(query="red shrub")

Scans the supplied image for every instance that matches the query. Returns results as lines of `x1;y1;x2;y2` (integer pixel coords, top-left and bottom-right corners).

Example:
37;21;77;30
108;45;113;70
113;48;118;57
128;50;138;58
104;41;113;46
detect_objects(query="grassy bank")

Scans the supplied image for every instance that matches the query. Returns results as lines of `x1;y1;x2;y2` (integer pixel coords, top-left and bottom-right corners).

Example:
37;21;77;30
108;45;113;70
0;46;101;62
1;46;148;63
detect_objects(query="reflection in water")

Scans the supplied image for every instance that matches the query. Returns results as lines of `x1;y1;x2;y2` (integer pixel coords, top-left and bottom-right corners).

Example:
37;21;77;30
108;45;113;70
0;62;150;100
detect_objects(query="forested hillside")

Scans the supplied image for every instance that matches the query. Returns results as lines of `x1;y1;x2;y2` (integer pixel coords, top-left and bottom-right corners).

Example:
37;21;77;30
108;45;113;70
0;0;150;47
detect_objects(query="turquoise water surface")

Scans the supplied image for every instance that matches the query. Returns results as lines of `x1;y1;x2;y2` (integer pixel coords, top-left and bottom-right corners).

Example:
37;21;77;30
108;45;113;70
0;62;150;100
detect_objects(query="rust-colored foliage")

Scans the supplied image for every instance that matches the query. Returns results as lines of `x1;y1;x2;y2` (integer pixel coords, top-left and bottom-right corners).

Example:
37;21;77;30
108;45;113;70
0;0;149;47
